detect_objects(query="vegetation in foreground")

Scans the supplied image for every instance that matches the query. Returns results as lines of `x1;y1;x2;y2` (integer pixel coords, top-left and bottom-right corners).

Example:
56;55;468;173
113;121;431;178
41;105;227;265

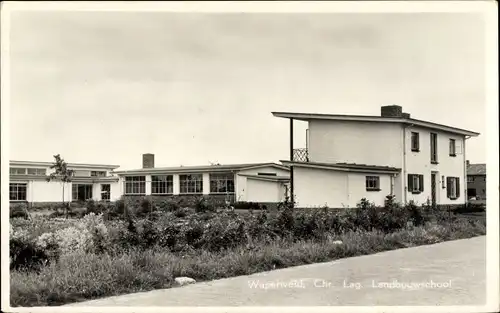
9;196;486;307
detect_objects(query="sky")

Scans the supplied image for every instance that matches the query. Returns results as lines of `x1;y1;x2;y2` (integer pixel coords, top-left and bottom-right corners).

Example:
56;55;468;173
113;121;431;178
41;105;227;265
7;10;487;170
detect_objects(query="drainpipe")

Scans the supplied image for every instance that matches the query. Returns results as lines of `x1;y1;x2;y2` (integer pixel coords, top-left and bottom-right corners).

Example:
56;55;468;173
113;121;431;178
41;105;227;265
402;123;415;204
464;136;470;203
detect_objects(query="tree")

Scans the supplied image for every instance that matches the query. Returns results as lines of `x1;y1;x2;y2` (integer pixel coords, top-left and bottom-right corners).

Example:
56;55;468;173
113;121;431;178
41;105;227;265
46;154;73;218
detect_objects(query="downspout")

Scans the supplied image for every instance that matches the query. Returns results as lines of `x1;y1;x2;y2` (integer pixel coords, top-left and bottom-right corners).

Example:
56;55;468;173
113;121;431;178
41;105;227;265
402;123;415;204
464;136;470;203
402;125;408;204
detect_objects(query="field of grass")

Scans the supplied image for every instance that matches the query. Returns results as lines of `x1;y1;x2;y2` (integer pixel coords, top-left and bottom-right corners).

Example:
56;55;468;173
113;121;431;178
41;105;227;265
9;197;487;307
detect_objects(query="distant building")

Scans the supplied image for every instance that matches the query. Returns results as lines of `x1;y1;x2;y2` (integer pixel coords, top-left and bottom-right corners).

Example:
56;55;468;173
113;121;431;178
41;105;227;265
466;161;486;200
9;160;120;205
113;154;290;205
273;105;480;208
9;156;291;207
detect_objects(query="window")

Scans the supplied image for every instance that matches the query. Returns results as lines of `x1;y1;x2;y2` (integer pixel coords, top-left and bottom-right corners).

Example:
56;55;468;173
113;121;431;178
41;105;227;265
430;133;438;163
180;174;203;194
72;184;93;201
151;175;173;194
210;173;235;193
101;184;110;201
73;170;91;177
10;168;27;175
365;176;380;191
408;174;424;194
411;132;420;152
91;171;106;177
10;183;27;201
446;177;460;200
124;176;146;195
449;139;456;156
257;172;277;176
27;168;46;176
467;176;474;183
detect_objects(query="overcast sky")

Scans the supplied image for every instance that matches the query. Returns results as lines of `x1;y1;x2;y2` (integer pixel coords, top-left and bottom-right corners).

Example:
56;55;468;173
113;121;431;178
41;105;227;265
8;11;486;170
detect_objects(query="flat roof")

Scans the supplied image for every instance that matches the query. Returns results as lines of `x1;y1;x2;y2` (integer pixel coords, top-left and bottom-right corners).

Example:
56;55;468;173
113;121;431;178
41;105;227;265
10;160;120;169
272;111;480;137
281;160;401;174
113;162;290;175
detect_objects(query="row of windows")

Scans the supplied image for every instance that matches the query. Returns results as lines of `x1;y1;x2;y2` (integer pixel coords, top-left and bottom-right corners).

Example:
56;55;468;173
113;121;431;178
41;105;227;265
124;173;237;195
467;176;486;183
10;168;46;176
9;183;111;201
407;173;461;199
410;132;458;163
9;168;106;177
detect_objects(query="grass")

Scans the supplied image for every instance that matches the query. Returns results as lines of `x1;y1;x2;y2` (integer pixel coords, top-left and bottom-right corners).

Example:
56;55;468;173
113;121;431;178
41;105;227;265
10;218;486;307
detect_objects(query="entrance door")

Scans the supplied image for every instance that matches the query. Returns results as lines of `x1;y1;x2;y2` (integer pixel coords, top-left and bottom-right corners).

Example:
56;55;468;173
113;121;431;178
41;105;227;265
431;172;437;207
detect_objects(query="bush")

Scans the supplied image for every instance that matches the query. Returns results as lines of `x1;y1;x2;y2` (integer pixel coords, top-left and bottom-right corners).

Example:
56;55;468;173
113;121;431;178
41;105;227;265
10;204;29;219
233;202;263;211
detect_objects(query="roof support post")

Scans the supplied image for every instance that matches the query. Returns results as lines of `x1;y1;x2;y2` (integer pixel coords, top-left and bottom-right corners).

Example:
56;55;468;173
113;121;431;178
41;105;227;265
289;118;294;207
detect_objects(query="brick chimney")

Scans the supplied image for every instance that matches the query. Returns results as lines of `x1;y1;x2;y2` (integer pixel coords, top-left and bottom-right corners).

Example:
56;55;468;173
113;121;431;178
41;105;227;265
142;153;155;169
381;105;403;118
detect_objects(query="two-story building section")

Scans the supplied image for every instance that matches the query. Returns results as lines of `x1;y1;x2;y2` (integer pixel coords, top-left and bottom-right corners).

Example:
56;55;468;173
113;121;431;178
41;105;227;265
9;160;121;206
272;105;480;208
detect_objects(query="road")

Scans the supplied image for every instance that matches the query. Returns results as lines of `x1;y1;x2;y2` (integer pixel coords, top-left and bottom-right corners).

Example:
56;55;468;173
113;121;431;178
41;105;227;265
67;236;486;306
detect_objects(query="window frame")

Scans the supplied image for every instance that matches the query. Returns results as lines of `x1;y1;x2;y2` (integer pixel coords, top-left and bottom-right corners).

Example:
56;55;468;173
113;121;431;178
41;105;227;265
449;139;456;157
151;175;174;195
209;173;235;194
408;174;424;194
430;133;438;164
91;171;106;177
410;132;420;152
179;174;203;194
124;176;146;195
365;176;381;191
72;183;94;202
9;183;27;201
446;176;461;200
101;184;111;201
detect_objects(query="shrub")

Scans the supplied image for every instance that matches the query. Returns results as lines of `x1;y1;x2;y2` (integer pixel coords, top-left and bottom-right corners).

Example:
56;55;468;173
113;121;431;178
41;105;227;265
10;204;29;219
233;202;262;211
194;197;215;213
158;200;180;212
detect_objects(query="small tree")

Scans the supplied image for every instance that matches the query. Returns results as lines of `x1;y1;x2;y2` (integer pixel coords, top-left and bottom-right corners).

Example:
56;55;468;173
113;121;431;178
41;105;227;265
46;154;73;218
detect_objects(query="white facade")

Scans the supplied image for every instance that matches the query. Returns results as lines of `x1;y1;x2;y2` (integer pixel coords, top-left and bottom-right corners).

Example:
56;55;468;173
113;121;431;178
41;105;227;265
9;161;120;204
293;166;395;208
306;120;469;205
115;163;290;204
275;107;479;208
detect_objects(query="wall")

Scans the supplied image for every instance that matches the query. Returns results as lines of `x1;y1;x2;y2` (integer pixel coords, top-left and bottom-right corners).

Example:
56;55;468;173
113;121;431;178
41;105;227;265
346;172;393;207
293;167;349;208
30;180;72;202
235;166;290;202
307;120;404;167
467;175;487;200
245;178;286;203
403;126;466;205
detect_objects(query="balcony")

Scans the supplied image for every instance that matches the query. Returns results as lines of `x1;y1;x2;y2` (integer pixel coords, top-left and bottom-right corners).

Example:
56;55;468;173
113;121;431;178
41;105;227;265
292;148;309;162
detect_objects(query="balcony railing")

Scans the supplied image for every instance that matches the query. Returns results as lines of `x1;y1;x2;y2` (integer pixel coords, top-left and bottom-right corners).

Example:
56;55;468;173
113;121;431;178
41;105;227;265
293;148;309;162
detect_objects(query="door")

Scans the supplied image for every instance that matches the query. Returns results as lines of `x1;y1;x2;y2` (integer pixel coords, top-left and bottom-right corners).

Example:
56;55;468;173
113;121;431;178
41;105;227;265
431;172;437;207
